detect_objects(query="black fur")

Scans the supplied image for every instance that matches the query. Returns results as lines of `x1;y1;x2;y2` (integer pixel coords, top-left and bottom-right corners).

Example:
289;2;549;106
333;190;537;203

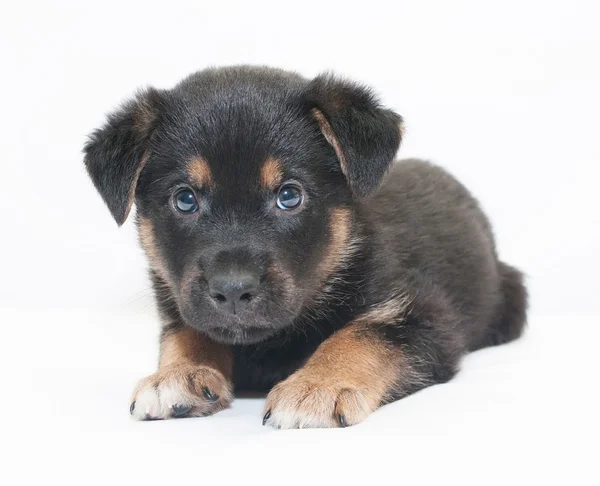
84;66;527;417
307;74;403;197
84;88;165;225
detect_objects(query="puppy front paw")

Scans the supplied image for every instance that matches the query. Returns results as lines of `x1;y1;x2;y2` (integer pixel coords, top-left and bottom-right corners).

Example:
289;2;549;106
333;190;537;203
130;364;233;420
263;372;378;429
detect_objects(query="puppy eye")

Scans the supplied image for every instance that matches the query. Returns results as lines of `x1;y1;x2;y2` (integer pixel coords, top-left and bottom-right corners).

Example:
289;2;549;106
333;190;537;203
174;189;199;213
276;184;303;210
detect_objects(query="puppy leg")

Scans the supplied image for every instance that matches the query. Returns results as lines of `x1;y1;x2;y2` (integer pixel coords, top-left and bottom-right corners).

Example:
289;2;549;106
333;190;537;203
263;300;460;429
130;326;233;420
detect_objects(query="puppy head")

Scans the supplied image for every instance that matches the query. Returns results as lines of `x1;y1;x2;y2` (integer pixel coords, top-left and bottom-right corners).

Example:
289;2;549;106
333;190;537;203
84;66;402;344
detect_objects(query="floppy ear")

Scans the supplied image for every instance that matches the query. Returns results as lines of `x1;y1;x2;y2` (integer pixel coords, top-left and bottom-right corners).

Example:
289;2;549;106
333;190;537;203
307;74;403;197
83;88;164;225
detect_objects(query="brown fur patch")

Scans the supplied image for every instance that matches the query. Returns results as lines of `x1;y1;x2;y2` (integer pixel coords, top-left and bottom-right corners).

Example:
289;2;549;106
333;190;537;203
353;293;413;327
137;216;171;285
131;363;233;419
263;323;403;428
130;326;234;420
302;326;400;397
260;157;283;190
398;120;406;139
315;207;354;283
312;108;348;178
188;157;214;188
119;150;150;225
159;326;233;381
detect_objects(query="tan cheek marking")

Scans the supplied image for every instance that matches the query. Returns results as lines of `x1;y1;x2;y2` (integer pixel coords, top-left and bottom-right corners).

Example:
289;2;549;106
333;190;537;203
312;108;348;178
260;157;283;190
188;157;214;188
137;216;171;285
159;327;233;380
316;207;352;282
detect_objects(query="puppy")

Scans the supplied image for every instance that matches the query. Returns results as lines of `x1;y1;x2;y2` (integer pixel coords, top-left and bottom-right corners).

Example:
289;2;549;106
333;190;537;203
84;66;527;428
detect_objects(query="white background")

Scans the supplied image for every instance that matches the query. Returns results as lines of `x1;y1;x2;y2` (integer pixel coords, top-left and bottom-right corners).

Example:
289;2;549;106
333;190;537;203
1;1;598;484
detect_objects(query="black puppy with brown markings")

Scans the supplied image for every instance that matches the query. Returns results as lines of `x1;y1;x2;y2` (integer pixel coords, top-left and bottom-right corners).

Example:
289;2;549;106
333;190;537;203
84;66;527;428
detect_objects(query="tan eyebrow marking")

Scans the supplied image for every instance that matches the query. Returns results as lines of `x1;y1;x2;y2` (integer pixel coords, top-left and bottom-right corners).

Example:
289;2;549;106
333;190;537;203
187;157;214;187
260;157;284;190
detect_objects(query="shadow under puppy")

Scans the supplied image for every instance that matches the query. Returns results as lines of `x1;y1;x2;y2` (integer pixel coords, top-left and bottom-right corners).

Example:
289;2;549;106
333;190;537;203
84;66;527;428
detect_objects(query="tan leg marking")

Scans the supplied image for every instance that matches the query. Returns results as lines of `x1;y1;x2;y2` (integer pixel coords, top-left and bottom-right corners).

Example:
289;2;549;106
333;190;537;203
263;322;403;429
158;327;232;379
131;327;233;420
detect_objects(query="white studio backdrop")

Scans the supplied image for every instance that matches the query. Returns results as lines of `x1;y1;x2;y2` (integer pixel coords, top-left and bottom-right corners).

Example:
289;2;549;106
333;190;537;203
0;0;600;484
1;0;598;318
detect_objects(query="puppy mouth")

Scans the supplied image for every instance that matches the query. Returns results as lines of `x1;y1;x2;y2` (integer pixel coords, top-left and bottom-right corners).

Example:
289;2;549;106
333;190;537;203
203;325;277;345
180;284;304;344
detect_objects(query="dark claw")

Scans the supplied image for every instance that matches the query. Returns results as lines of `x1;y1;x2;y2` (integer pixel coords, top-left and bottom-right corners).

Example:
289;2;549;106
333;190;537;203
338;414;347;428
202;387;219;402
262;409;272;426
172;404;192;417
130;401;136;415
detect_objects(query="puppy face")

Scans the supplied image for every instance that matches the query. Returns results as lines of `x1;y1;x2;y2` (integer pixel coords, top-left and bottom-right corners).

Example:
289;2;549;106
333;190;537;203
84;66;402;344
135;96;353;344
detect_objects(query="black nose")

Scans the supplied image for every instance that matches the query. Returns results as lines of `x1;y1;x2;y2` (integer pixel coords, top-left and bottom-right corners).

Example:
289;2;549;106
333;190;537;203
208;273;260;315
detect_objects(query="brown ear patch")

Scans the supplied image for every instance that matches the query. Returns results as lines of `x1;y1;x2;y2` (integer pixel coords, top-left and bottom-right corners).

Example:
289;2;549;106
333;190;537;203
260;157;283;190
138;216;171;285
119;150;150;225
188;157;214;188
127;91;161;222
311;108;348;178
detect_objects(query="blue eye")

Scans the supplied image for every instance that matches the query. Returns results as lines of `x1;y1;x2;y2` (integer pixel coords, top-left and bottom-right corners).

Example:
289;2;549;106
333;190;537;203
174;189;199;213
276;184;303;210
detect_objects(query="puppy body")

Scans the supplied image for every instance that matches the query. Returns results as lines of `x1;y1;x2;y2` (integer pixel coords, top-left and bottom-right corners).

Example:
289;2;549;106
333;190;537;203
233;160;525;397
84;66;527;428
